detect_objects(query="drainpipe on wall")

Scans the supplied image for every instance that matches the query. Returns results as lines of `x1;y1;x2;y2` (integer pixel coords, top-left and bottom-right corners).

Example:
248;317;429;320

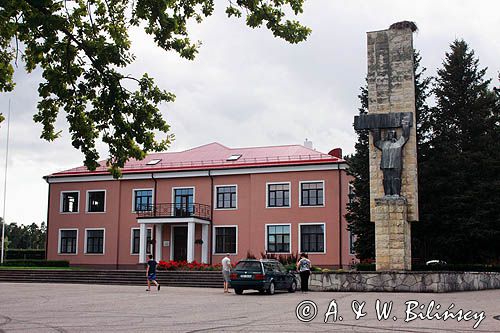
152;173;158;257
338;164;343;269
43;177;50;260
115;180;122;269
208;170;214;266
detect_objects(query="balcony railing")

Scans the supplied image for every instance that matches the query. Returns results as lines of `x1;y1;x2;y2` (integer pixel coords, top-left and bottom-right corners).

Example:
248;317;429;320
136;203;211;221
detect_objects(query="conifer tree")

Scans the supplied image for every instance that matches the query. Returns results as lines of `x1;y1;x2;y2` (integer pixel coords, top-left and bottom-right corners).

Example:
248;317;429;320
418;40;500;263
346;86;373;260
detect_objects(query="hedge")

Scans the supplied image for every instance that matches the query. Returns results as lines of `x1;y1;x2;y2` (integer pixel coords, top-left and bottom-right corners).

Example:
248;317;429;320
6;249;45;260
1;260;69;267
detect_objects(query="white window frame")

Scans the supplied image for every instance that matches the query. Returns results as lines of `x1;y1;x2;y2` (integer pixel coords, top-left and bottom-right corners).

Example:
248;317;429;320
212;225;238;255
298;222;327;254
86;189;107;213
265;182;291;209
130;227;153;255
58;228;79;255
84;228;106;255
131;188;155;213
60;190;80;214
171;186;196;204
214;184;238;210
299;180;325;207
264;223;292;254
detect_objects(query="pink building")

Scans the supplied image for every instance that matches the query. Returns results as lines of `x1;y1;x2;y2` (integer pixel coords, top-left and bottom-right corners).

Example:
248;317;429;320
45;142;356;268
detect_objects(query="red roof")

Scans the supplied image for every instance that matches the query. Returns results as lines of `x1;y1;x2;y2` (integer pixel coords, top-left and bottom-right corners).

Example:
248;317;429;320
49;142;344;177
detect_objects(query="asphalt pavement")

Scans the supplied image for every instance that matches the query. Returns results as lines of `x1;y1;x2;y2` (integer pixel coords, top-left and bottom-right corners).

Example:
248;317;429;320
0;283;499;332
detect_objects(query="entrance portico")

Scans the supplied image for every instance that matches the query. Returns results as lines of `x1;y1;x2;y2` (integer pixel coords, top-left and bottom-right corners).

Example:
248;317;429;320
136;203;211;264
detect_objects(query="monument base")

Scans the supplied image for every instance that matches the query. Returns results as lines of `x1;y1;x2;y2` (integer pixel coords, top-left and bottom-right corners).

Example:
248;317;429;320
374;197;411;271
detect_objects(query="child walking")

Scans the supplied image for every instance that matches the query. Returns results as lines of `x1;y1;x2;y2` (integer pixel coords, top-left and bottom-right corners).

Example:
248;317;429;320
146;254;161;292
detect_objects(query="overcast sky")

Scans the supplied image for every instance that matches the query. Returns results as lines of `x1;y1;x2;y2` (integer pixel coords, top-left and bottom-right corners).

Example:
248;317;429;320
0;0;499;226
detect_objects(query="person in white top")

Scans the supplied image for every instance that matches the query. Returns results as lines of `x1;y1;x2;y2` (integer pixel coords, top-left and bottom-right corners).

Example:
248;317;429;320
221;254;232;293
296;253;311;293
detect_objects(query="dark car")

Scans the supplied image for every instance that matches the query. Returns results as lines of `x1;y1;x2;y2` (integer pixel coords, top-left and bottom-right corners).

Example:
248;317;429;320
230;259;297;295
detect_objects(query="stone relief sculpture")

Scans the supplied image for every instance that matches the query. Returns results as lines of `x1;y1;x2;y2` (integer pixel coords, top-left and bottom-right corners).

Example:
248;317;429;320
372;114;410;196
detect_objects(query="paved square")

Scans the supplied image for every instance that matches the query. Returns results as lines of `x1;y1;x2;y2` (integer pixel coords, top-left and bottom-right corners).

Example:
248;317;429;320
0;283;499;332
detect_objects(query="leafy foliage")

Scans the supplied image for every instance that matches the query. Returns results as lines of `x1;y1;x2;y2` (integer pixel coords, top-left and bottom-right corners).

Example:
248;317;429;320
1;220;46;249
0;1;310;177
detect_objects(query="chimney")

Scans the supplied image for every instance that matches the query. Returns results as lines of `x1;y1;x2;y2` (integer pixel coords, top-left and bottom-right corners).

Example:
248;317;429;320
328;148;342;159
303;138;313;149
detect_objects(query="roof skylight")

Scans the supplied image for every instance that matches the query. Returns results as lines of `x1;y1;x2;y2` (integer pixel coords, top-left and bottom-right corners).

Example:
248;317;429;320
146;159;162;165
226;154;242;161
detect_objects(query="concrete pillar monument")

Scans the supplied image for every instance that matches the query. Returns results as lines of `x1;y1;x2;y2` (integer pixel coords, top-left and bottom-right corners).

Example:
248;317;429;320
354;21;419;271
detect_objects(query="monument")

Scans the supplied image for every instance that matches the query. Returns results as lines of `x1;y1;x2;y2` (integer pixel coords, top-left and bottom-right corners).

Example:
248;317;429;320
354;21;419;271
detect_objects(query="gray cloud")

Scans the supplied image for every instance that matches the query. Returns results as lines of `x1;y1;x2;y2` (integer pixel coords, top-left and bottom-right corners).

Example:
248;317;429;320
0;0;499;225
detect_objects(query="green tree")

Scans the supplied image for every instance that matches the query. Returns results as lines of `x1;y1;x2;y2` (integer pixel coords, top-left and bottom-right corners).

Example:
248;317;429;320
0;1;310;177
417;40;500;263
345;86;373;260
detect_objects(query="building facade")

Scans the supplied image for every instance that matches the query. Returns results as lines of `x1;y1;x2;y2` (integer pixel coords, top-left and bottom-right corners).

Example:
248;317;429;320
45;142;356;268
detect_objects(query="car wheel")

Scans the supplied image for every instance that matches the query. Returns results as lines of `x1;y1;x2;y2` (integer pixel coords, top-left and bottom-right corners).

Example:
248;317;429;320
234;288;243;295
267;282;275;295
288;280;297;293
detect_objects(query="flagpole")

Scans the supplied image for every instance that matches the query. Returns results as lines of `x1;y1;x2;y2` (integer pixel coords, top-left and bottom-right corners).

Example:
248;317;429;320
1;99;11;265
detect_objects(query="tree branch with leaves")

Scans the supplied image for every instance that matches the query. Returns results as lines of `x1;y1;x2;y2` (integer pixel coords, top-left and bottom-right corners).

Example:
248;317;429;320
0;0;310;177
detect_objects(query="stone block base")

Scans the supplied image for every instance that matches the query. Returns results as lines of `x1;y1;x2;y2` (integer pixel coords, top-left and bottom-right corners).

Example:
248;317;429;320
374;197;411;270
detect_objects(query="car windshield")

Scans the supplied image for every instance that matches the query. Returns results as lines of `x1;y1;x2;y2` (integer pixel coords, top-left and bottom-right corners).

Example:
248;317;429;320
235;261;262;272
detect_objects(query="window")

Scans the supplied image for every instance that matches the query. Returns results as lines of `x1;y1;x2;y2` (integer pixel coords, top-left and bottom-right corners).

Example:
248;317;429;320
300;181;324;206
300;224;325;253
174;188;194;216
85;229;104;254
61;192;79;213
87;190;105;212
59;230;77;254
214;226;237;254
267;225;290;253
134;189;153;211
131;228;152;254
267;183;290;207
216;186;237;209
226;154;242;161
146;159;161;165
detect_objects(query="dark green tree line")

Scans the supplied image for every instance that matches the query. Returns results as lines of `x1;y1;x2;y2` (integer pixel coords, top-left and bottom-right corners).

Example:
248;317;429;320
0;219;46;249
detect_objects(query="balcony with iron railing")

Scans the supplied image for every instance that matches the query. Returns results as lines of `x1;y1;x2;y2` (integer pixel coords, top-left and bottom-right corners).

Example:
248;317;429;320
136;203;211;221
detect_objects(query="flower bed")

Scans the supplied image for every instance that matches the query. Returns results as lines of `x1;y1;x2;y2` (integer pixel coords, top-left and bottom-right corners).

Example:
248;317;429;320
157;260;223;271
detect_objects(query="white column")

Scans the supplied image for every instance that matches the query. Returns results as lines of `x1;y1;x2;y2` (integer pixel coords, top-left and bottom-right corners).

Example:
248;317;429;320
139;223;147;264
187;222;195;263
155;224;163;261
201;224;209;264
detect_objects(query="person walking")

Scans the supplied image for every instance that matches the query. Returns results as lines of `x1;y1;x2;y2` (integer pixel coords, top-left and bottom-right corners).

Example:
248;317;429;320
221;253;232;293
296;253;311;293
146;254;161;292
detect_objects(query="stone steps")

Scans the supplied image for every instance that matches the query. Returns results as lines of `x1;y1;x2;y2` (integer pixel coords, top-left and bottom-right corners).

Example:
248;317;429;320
0;270;224;288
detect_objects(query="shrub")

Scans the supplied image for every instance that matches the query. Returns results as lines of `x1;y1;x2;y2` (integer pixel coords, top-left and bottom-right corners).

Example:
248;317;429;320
6;249;45;260
1;260;69;267
412;264;500;272
157;260;226;271
356;263;376;271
